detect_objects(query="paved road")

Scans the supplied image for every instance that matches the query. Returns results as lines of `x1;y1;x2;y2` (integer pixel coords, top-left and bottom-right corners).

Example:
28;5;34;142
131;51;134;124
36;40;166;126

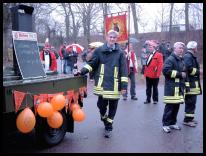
4;79;203;153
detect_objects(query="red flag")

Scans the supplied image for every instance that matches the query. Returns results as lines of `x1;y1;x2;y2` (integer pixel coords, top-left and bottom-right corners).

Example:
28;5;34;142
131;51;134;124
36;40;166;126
73;92;79;104
47;92;64;103
79;87;84;102
33;94;48;115
33;95;40;115
67;90;74;112
39;94;48;102
105;13;128;43
13;90;26;112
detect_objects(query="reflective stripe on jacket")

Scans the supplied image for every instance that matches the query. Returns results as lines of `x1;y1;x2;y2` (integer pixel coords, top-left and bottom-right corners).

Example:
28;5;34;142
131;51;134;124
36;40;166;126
163;52;185;104
184;51;202;95
81;43;128;99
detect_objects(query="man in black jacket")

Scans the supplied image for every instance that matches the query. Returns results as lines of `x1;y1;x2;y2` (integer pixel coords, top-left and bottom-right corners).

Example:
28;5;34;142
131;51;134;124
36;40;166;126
77;30;128;138
162;42;186;133
183;41;202;127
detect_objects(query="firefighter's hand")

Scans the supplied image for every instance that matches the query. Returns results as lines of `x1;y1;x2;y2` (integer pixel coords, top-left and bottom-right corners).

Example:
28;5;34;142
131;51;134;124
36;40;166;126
73;70;81;76
181;72;186;78
121;90;127;95
185;86;190;93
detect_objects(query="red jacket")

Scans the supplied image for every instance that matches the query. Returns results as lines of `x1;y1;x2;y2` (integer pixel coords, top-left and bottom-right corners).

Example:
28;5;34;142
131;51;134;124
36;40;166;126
40;50;57;71
144;51;163;78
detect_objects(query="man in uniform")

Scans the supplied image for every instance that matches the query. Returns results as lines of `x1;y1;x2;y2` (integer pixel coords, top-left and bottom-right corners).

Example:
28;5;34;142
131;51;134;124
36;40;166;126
183;41;202;127
162;42;186;133
77;30;128;138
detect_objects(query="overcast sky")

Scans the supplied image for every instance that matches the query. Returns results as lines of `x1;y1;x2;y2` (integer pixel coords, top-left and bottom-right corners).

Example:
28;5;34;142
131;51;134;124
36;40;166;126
51;3;203;35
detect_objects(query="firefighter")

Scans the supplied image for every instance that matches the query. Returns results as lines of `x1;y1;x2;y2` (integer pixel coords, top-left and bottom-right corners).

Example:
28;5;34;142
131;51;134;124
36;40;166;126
77;30;128;138
183;41;202;127
162;42;186;133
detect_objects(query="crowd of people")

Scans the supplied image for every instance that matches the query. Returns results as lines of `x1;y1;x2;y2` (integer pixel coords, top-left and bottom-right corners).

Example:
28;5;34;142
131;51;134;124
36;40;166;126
39;31;202;138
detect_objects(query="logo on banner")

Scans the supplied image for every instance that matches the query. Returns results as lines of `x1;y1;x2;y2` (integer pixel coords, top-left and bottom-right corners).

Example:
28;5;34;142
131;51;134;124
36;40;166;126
105;13;128;43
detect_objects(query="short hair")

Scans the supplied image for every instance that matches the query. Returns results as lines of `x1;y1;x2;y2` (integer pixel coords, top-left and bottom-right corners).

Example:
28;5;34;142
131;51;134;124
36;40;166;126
107;30;119;37
173;42;185;48
187;41;197;49
148;40;158;47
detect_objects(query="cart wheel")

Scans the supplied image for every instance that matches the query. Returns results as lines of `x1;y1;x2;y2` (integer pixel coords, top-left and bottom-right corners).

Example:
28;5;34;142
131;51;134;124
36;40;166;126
35;111;67;147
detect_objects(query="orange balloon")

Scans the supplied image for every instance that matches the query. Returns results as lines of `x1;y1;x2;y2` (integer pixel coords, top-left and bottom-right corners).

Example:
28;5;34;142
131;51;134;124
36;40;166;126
47;111;63;128
72;108;85;122
70;103;80;111
37;102;54;117
51;94;66;111
16;107;36;133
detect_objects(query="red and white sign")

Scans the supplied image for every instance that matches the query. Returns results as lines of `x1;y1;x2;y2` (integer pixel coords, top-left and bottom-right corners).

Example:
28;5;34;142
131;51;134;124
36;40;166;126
12;31;37;41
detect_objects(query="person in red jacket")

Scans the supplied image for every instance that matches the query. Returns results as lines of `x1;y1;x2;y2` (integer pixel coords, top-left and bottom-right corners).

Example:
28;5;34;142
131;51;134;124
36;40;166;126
40;43;57;72
123;42;138;100
144;40;163;104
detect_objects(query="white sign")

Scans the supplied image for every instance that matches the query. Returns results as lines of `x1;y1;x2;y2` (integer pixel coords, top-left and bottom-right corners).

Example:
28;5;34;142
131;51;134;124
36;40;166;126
12;31;37;41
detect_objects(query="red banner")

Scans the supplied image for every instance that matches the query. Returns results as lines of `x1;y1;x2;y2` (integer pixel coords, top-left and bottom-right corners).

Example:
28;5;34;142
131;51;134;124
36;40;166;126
67;90;74;113
73;92;79;104
33;94;48;115
13;90;26;112
47;92;64;103
105;13;128;43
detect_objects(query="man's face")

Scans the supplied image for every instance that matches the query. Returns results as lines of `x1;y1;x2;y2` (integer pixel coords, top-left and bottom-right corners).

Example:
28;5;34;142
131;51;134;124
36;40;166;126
193;47;198;53
129;43;133;50
174;45;184;57
147;43;155;52
107;34;117;47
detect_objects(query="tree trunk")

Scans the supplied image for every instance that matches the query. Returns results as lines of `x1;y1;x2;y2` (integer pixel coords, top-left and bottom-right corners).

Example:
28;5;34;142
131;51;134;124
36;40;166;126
185;3;189;31
185;3;189;42
169;3;174;40
102;3;108;37
130;3;138;37
68;3;77;43
65;15;70;42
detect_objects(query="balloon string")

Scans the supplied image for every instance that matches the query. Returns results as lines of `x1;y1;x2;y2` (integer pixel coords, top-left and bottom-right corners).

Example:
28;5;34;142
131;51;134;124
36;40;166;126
26;92;28;108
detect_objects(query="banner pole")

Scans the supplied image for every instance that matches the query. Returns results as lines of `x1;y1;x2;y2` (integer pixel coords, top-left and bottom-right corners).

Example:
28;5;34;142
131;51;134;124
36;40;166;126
128;4;130;53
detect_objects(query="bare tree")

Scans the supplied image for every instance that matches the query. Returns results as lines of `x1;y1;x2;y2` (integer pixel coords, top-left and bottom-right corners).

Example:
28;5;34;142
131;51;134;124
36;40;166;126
61;3;71;42
102;3;108;37
76;3;102;44
130;3;138;36
190;3;203;30
68;3;81;43
169;3;174;39
185;3;189;31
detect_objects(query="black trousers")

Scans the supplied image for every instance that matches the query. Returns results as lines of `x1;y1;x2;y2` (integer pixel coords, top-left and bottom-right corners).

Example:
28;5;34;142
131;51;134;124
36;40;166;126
146;77;159;102
184;95;197;122
162;104;180;126
97;96;118;130
89;71;94;80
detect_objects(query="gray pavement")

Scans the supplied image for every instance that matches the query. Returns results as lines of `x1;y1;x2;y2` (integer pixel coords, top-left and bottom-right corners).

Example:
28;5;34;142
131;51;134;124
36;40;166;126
39;81;203;153
6;80;202;153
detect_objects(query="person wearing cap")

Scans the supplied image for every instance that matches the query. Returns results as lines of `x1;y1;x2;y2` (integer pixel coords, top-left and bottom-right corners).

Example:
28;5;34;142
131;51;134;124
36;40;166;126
58;42;67;73
123;42;138;100
182;41;202;127
162;42;186;133
77;29;128;138
140;41;150;75
51;46;59;59
62;46;78;74
143;40;163;104
40;43;57;72
85;44;98;81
